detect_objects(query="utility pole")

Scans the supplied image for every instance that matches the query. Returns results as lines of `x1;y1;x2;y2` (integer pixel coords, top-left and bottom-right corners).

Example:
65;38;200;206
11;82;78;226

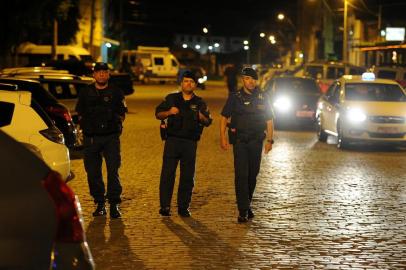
52;19;58;60
89;0;96;57
343;0;348;63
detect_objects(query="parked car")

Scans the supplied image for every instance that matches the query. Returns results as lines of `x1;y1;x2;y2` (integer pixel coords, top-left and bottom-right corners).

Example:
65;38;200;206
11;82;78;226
0;77;77;149
42;61;135;96
264;76;321;127
316;72;406;149
1;70;94;148
0;90;71;180
295;61;366;93
0;130;94;269
373;66;406;89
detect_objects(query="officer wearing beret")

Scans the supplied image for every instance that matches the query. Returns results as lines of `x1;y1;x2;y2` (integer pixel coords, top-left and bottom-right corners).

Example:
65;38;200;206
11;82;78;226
155;70;212;217
220;67;274;223
75;62;127;219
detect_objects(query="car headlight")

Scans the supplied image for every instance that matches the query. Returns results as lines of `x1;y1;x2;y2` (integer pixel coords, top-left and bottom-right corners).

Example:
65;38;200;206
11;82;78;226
346;108;367;123
273;96;292;112
198;76;207;84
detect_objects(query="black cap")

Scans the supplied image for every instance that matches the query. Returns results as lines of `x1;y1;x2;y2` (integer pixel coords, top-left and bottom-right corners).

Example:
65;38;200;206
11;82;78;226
93;62;109;71
181;70;197;83
241;67;258;80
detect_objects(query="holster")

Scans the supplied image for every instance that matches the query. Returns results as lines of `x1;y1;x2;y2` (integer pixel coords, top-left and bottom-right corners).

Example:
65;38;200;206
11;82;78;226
160;120;168;141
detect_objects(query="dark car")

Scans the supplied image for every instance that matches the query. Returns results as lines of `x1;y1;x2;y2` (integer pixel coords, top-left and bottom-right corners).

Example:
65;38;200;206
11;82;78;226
0;78;77;148
45;60;135;95
0;130;94;269
264;76;321;128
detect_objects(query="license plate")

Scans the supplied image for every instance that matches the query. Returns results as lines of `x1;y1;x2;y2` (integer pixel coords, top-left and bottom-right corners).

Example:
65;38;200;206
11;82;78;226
377;127;399;134
296;111;314;118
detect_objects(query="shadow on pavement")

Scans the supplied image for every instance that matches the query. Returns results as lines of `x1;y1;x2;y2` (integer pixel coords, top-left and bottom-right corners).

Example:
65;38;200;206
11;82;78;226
162;217;247;269
86;217;146;270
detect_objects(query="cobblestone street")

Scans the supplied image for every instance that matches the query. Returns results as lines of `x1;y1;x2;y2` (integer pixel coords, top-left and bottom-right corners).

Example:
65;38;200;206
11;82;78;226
69;82;406;269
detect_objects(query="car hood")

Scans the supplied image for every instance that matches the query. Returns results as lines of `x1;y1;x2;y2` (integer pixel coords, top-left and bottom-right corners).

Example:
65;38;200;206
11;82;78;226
343;101;406;116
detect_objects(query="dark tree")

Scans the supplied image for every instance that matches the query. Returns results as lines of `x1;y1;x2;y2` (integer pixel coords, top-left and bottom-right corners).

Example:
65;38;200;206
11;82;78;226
0;0;80;57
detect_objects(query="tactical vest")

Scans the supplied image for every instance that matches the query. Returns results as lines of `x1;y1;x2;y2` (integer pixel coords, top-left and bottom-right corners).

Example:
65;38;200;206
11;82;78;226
166;93;204;141
230;89;267;141
81;87;122;136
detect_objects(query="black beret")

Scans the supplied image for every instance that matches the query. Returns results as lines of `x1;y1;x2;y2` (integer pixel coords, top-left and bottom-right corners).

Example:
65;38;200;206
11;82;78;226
241;67;258;80
181;70;197;83
93;62;109;71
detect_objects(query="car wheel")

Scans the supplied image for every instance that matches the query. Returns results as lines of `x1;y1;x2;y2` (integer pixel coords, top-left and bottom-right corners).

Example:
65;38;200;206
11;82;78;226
337;122;349;149
317;116;328;142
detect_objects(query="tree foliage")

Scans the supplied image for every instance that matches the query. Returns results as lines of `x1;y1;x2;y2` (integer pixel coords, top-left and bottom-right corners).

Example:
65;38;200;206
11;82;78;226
0;0;80;56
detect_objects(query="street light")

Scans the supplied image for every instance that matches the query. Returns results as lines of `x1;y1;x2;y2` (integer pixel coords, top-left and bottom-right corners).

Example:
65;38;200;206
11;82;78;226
203;27;208;34
259;32;266;38
277;13;285;21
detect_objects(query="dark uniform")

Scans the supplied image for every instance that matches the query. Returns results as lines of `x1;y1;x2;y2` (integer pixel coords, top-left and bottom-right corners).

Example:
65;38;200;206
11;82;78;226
75;83;127;207
221;87;273;218
156;92;212;215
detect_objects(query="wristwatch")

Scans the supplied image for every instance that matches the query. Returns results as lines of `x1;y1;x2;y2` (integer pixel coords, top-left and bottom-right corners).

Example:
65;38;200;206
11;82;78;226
266;139;274;144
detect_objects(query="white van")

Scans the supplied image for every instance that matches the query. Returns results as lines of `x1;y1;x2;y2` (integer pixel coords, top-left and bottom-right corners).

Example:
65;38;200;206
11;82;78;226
16;43;93;66
121;46;179;83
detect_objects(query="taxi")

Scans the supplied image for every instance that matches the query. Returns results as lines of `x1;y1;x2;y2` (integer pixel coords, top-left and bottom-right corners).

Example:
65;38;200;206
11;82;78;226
316;72;406;149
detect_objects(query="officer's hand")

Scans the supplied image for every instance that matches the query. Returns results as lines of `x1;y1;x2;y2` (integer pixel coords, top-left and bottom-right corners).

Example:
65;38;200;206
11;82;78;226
221;137;230;151
168;107;179;115
264;142;273;154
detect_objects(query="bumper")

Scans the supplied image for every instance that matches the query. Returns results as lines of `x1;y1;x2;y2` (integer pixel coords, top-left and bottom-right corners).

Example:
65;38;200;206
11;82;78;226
53;242;95;270
342;122;406;144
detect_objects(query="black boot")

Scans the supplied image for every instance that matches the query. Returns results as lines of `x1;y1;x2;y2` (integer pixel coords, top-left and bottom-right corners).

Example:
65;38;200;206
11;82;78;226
93;203;107;217
247;208;255;219
178;208;191;217
110;204;121;219
159;207;171;216
237;210;248;223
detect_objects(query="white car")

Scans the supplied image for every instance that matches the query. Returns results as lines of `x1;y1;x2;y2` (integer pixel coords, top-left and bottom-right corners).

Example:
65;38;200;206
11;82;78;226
0;90;71;179
0;130;94;269
316;72;406;149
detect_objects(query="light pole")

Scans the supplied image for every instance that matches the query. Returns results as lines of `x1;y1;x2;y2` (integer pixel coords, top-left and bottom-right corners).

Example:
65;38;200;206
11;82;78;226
343;0;348;62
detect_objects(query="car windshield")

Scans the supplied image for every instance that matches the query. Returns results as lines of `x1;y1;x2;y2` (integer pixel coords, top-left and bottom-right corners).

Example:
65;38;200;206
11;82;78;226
305;66;323;79
345;83;406;102
275;78;319;95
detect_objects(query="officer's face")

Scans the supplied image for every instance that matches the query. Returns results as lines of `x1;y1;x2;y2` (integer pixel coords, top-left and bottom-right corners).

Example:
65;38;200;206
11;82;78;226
94;70;110;86
181;77;196;94
242;75;257;91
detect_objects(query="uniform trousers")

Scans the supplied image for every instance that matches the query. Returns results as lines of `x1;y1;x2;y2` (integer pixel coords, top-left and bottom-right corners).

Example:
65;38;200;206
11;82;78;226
159;136;197;210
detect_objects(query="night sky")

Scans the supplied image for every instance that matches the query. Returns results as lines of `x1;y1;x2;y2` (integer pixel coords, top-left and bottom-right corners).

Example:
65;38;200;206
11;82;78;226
119;0;406;47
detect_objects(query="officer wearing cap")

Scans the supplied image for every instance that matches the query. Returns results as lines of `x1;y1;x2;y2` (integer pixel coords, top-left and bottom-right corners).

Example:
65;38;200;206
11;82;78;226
220;67;274;223
155;70;212;217
75;62;127;219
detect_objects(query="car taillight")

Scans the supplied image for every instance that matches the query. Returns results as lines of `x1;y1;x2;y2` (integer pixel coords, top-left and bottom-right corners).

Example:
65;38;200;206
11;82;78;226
42;171;84;243
39;126;65;145
47;106;73;122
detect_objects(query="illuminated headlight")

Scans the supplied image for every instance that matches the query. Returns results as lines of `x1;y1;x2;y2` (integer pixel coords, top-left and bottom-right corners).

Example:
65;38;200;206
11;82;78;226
273;97;292;112
198;76;207;84
346;108;367;123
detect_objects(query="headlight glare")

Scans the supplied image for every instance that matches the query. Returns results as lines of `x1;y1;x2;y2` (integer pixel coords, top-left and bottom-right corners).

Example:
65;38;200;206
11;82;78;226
273;96;292;112
346;108;367;123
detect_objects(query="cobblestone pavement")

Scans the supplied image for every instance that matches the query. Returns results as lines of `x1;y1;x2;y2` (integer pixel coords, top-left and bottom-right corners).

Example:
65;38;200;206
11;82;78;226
69;81;406;270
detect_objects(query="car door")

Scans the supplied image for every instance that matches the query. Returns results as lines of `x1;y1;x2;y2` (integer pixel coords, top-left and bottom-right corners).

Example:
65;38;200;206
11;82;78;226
323;82;341;133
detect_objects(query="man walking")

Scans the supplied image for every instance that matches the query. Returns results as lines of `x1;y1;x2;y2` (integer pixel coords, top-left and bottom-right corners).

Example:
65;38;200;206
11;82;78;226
156;70;212;217
220;67;274;223
76;62;127;218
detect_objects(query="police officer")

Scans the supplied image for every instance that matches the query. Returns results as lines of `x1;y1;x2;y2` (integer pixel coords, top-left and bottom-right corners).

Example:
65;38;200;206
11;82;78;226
220;67;274;223
75;62;127;219
155;70;212;217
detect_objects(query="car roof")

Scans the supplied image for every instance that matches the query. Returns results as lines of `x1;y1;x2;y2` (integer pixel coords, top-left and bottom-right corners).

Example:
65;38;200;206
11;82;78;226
339;75;400;85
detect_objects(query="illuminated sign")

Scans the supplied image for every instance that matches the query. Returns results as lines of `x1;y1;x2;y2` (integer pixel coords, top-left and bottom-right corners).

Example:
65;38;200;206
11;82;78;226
385;27;405;41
